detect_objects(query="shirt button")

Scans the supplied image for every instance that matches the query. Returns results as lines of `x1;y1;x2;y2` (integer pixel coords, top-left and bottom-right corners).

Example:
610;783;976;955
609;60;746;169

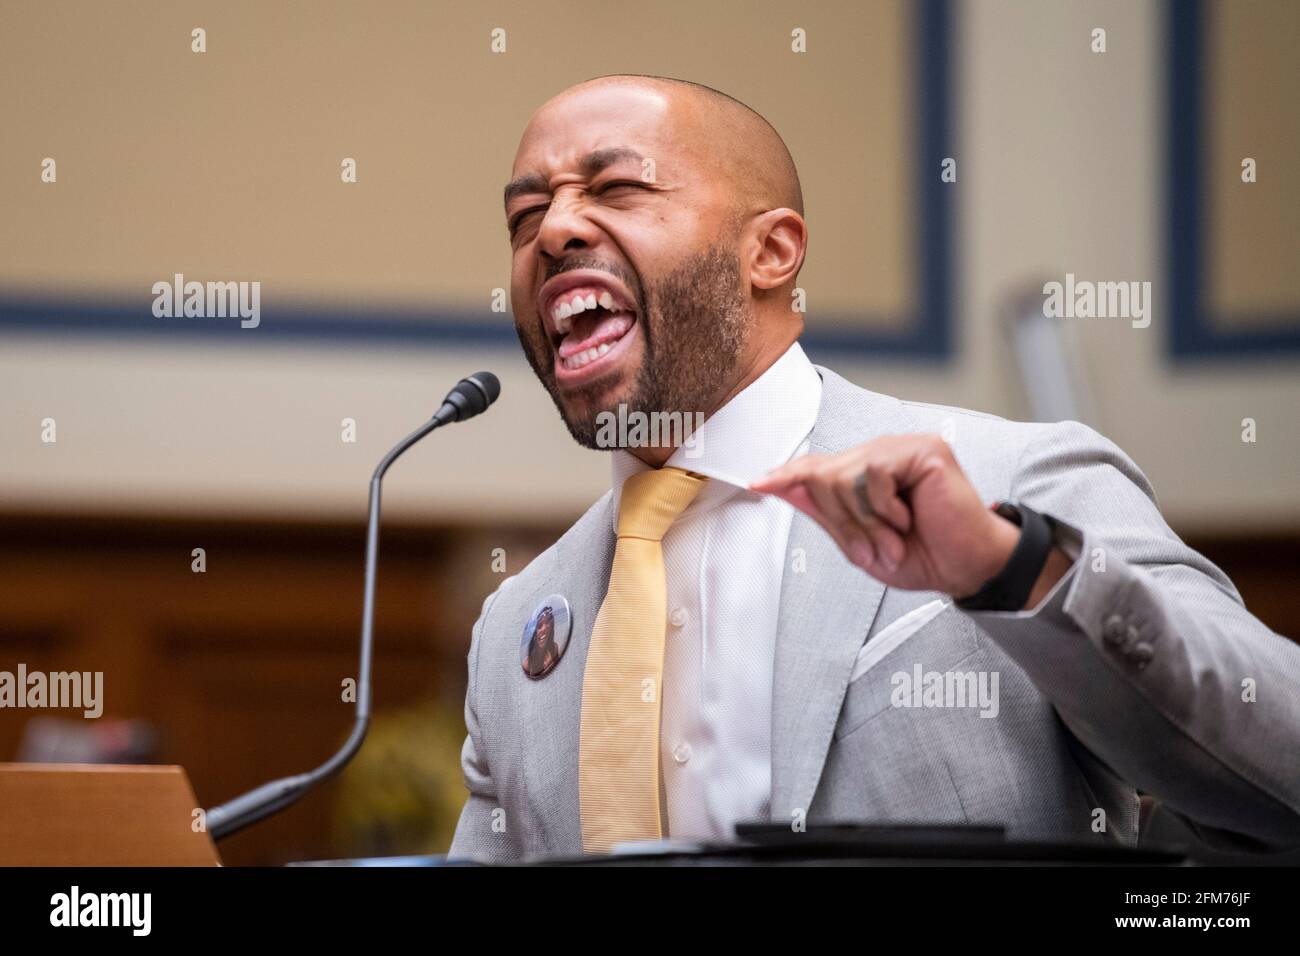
672;742;692;764
669;607;689;628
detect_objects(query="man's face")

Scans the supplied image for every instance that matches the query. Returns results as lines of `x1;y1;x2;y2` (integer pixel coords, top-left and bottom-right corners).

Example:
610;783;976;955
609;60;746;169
505;82;751;448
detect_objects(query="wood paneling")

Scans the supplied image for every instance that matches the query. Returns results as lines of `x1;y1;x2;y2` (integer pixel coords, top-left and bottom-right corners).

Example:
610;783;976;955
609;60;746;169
0;511;564;865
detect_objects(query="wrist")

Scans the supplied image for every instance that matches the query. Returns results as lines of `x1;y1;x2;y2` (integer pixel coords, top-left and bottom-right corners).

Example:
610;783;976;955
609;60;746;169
956;510;1020;598
1025;545;1072;609
954;502;1058;611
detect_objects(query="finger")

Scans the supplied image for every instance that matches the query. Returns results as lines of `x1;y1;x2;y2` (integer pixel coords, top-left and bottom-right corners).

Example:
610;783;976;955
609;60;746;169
750;454;823;493
765;483;826;524
769;483;879;572
837;460;912;535
809;462;905;572
830;479;904;572
805;473;859;537
804;479;883;569
865;462;912;533
837;505;902;572
861;518;907;573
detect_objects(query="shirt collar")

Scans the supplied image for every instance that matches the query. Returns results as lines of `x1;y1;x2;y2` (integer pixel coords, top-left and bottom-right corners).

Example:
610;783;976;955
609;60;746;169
610;341;823;526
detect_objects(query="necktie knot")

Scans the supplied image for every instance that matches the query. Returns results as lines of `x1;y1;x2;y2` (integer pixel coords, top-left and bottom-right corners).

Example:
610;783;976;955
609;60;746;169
616;467;707;542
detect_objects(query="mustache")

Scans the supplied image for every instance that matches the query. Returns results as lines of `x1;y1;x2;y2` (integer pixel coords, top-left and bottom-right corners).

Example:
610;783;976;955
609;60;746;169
543;256;643;303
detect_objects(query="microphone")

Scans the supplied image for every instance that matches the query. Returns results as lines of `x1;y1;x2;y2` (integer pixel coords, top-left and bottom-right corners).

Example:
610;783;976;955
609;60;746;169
436;371;500;423
204;371;501;840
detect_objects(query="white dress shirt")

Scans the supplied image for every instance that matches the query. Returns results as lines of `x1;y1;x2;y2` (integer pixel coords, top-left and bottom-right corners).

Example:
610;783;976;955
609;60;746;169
610;342;823;841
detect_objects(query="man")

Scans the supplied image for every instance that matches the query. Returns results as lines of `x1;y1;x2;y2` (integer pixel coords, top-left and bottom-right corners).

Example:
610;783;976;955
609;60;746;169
449;74;1300;861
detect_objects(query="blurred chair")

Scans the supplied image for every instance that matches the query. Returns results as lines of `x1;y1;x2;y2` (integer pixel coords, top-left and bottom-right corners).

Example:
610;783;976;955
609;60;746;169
17;716;159;764
1002;281;1096;424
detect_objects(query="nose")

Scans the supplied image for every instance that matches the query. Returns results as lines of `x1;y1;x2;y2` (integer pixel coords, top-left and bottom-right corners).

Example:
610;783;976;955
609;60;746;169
536;189;602;261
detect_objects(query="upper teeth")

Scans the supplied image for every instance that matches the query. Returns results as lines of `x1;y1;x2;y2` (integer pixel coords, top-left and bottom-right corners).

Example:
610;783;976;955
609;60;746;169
552;290;620;334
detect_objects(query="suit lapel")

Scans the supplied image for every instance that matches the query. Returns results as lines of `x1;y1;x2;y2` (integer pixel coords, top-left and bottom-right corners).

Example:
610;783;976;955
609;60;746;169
769;487;887;821
518;496;614;855
769;367;910;821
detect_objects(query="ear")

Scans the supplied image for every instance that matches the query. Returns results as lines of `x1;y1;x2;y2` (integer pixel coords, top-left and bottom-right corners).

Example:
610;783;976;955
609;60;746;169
747;208;807;291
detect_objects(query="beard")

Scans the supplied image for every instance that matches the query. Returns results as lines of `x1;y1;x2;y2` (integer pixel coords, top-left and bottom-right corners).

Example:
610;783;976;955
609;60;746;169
516;243;751;449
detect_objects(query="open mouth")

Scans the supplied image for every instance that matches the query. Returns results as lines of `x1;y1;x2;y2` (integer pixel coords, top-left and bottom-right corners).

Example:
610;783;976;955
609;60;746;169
544;284;639;383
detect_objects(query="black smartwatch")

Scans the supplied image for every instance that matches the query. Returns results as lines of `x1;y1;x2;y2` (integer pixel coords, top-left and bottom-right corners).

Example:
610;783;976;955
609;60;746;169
954;502;1055;612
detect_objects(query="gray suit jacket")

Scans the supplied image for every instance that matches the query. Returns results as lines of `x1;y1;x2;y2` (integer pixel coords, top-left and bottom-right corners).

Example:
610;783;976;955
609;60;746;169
449;366;1300;861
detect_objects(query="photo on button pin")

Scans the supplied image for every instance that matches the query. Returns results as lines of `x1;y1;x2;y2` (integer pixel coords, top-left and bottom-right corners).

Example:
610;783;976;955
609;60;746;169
520;595;573;679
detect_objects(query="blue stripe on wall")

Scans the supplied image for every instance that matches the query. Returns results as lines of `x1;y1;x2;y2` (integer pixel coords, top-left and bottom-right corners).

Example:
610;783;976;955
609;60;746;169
0;0;954;362
1167;0;1300;359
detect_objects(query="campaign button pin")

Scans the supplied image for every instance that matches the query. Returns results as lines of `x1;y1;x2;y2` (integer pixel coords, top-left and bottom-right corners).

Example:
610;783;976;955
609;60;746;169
521;594;572;679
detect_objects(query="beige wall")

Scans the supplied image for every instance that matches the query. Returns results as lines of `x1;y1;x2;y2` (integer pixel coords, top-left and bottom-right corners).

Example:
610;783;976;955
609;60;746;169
0;0;916;317
1;0;1296;533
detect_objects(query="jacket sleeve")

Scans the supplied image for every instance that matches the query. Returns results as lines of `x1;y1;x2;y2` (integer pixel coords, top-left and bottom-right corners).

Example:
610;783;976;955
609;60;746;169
967;420;1300;851
447;589;522;863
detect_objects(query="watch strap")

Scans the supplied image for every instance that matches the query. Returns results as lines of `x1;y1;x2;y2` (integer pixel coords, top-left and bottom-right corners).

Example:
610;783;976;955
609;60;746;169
955;502;1055;612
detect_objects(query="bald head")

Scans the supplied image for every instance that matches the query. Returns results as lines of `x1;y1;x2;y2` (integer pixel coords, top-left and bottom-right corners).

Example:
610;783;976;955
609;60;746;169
551;74;803;219
592;74;802;216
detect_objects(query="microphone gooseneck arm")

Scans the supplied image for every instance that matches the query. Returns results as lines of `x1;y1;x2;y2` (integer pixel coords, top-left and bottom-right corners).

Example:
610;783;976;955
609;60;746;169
205;373;500;841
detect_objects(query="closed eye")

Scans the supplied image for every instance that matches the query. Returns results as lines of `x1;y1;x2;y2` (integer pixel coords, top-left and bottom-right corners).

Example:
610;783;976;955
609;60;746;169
597;180;651;195
508;182;652;236
508;204;549;234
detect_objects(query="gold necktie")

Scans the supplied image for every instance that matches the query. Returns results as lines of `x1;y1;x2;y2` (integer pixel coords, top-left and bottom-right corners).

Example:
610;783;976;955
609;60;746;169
579;466;707;854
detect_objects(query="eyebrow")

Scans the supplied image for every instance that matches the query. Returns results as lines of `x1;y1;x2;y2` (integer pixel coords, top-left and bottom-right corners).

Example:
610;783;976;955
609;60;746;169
503;148;646;208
